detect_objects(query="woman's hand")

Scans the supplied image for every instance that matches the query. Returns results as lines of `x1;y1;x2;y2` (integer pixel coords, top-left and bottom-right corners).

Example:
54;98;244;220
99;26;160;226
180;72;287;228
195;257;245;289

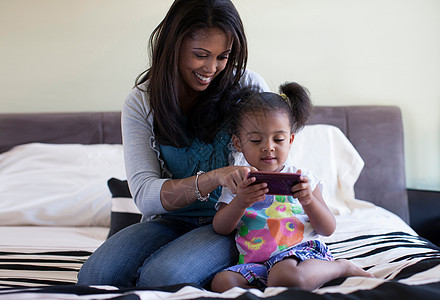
213;165;258;194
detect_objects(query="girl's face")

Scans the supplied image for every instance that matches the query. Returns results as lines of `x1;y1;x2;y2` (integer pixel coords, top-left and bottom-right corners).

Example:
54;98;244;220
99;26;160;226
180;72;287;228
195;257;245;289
178;28;232;97
233;111;294;173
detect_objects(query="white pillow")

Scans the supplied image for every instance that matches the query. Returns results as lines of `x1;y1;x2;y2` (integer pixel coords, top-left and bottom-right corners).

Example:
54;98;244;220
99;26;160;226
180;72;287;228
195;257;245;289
287;124;372;214
0;143;126;226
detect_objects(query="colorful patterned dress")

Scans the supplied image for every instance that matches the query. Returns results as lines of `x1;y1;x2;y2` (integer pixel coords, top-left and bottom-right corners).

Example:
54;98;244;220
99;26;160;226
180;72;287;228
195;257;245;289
216;163;334;286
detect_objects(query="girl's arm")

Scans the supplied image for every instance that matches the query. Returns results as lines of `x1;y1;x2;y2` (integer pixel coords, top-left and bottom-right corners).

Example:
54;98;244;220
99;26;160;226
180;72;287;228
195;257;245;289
291;173;336;236
213;177;268;235
213;202;247;235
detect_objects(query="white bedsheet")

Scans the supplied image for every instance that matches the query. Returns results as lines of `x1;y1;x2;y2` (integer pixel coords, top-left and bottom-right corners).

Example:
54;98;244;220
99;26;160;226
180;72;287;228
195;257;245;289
0;226;108;252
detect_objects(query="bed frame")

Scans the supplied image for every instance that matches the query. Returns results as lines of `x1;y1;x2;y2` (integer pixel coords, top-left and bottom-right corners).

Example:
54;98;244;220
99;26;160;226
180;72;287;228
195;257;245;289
0;106;409;223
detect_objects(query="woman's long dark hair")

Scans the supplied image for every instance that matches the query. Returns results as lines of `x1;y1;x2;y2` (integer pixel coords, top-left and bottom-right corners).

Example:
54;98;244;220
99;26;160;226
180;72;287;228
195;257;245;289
136;0;248;147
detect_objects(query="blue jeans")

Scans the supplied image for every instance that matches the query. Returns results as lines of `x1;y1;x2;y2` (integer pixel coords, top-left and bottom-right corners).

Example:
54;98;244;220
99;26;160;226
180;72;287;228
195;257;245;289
77;215;238;288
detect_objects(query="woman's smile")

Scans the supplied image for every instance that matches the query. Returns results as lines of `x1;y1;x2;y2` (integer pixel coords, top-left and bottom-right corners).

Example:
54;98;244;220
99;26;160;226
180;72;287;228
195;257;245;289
194;72;213;84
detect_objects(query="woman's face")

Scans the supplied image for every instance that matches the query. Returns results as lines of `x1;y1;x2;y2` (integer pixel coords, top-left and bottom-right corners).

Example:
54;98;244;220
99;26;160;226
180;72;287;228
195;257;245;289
233;111;295;173
178;28;232;97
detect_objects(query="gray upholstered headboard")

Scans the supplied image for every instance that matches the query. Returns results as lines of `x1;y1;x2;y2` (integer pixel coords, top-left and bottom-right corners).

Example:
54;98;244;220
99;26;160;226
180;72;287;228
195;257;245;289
0;112;122;151
0;106;409;223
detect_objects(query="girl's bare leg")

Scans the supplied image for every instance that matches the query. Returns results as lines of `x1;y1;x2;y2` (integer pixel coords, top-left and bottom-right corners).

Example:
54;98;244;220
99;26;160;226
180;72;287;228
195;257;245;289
267;258;374;291
211;270;252;293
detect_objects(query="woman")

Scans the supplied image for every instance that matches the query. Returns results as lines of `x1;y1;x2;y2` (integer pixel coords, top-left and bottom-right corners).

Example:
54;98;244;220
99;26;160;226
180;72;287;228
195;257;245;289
77;0;269;288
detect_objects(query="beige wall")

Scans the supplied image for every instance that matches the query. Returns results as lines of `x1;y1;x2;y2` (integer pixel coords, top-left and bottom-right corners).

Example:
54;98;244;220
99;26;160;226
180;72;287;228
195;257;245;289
1;0;439;191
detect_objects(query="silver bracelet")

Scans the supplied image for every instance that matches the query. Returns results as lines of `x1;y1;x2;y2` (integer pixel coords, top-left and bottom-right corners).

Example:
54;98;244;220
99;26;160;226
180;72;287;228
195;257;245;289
195;171;210;202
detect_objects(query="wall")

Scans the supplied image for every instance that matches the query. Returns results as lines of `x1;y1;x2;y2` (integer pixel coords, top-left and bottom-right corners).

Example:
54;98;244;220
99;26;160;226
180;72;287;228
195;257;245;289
0;0;439;191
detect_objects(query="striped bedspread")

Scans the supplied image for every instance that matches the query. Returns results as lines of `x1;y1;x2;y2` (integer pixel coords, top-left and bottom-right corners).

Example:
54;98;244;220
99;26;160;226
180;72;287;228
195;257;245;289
0;207;439;299
0;226;107;289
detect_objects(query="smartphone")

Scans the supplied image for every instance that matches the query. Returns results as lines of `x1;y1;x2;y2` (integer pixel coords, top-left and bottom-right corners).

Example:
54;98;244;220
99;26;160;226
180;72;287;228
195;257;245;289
247;171;302;195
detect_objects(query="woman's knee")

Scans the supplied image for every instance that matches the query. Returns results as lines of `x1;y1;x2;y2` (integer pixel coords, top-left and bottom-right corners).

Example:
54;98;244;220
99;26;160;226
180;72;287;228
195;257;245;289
78;254;136;286
78;220;181;286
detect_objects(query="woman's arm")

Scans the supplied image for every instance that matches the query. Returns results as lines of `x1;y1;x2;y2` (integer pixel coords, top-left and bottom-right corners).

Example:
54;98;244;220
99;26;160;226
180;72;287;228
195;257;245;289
122;88;169;218
123;88;258;215
160;166;255;211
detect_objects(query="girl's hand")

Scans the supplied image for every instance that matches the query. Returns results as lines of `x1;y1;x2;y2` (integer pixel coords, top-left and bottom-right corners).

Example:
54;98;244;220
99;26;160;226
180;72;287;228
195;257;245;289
291;169;313;206
233;175;268;208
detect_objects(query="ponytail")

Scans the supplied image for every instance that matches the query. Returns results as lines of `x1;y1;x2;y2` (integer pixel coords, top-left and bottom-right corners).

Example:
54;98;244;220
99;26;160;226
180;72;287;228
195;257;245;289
279;82;312;132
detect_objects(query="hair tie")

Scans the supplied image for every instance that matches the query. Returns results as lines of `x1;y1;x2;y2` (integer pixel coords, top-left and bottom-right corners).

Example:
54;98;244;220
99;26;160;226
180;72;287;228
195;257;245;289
280;93;292;108
280;93;288;101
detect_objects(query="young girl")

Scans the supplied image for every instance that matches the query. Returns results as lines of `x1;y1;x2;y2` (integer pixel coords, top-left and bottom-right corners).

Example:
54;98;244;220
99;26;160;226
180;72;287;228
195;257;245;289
211;82;373;292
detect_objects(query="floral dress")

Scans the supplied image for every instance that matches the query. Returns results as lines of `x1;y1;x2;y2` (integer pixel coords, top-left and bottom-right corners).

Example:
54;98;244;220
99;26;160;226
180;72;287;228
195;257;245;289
216;163;334;286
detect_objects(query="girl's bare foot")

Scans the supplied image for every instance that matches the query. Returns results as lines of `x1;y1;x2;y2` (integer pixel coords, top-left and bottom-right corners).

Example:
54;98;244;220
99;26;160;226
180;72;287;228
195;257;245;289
337;259;375;278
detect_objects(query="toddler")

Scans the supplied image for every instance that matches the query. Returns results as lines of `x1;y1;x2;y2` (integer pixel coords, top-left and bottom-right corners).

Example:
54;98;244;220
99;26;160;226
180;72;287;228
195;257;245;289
211;82;373;292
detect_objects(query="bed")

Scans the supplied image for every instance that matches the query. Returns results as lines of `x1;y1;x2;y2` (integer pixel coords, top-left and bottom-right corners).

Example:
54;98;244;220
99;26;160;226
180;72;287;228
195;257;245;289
0;106;439;299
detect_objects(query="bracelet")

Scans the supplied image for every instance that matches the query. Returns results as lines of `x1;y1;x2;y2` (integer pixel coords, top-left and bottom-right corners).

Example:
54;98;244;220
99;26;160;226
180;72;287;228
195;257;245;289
195;171;210;202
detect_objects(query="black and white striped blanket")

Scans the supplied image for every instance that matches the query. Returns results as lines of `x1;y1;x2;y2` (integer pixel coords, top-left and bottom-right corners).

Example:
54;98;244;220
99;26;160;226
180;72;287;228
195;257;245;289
0;207;439;299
